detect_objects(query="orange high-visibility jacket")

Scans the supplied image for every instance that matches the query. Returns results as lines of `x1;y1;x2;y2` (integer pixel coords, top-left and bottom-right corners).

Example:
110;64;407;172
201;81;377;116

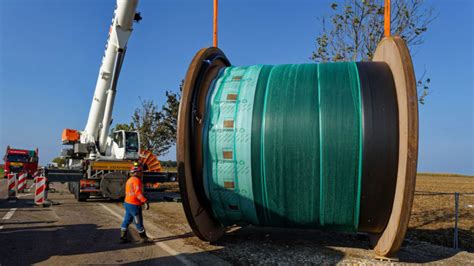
125;175;147;205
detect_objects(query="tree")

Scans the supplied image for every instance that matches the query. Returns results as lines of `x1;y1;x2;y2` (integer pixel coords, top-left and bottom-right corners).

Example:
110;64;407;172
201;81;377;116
160;83;182;142
113;82;181;156
111;123;134;133
312;0;436;104
131;99;169;155
161;160;177;168
52;157;66;168
131;82;182;156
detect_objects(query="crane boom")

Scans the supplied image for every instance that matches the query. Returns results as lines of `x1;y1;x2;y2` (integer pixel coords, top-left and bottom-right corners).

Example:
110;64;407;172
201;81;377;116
83;0;140;154
52;0;176;202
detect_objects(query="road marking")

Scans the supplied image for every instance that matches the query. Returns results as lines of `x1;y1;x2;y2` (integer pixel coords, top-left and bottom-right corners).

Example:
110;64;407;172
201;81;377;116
2;208;17;220
99;203;194;266
99;203;123;220
17;193;32;198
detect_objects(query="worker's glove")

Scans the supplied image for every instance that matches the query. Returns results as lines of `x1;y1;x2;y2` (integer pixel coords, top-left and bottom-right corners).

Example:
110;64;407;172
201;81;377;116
144;202;150;210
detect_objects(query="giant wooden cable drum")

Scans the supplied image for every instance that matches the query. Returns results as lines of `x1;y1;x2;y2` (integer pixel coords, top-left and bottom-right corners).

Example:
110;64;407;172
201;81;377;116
177;36;418;256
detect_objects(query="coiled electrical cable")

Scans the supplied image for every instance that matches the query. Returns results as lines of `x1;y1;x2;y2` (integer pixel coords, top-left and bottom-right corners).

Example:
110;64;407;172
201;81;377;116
177;36;418;257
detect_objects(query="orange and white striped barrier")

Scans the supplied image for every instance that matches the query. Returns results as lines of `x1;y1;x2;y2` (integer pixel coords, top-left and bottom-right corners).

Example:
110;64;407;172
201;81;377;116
35;176;47;205
7;173;17;199
17;172;27;192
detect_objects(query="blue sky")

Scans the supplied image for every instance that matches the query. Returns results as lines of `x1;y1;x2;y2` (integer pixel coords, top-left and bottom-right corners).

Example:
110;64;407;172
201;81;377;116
0;0;473;175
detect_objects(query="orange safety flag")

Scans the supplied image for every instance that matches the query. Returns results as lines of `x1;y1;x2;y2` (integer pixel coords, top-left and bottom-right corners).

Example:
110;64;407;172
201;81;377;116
125;176;148;205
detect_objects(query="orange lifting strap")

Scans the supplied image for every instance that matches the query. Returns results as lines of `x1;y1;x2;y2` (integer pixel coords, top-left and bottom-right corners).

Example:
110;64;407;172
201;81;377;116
213;0;218;47
384;0;391;37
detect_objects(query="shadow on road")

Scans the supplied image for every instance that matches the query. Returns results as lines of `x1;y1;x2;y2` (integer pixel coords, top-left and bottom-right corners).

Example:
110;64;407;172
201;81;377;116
151;232;194;243
0;197;41;210
0;223;144;265
119;252;221;266
405;227;473;253
0;220;56;225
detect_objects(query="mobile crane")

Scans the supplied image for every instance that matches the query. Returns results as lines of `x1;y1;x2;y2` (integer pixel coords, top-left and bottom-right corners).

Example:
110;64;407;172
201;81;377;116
46;0;175;201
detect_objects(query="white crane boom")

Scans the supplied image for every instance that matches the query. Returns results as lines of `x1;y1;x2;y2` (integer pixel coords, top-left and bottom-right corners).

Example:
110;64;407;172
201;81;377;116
53;0;177;203
83;0;140;154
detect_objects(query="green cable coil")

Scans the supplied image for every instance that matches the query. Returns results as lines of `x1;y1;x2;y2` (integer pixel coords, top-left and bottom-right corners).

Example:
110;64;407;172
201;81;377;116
203;62;364;231
179;39;414;257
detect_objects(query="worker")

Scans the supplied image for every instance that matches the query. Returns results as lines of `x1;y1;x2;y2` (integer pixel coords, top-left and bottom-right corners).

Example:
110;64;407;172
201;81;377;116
120;162;150;243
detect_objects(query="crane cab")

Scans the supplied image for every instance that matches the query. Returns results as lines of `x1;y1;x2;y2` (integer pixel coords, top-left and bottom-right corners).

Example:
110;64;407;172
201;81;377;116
112;130;140;160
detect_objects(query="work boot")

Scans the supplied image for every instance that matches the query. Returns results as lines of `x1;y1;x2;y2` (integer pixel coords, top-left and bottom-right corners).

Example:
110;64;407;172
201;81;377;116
139;231;151;243
120;230;129;243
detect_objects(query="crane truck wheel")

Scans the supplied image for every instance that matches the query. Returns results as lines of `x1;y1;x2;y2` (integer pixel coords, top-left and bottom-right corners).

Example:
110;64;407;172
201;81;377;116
71;182;77;195
68;182;76;194
100;172;127;200
72;182;89;202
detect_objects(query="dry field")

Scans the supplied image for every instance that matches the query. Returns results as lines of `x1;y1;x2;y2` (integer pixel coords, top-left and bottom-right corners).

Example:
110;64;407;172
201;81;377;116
408;173;474;251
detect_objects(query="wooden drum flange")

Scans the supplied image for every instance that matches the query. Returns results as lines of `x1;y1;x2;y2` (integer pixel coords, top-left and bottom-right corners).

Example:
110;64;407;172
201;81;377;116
177;47;230;241
370;36;419;256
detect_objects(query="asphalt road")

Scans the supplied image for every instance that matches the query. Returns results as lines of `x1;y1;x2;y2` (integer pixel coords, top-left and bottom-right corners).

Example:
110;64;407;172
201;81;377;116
0;179;225;265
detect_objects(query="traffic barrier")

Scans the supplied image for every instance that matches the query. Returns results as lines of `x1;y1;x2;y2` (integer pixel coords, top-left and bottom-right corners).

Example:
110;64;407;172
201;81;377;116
35;176;47;205
7;173;17;199
17;172;27;192
28;171;40;192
